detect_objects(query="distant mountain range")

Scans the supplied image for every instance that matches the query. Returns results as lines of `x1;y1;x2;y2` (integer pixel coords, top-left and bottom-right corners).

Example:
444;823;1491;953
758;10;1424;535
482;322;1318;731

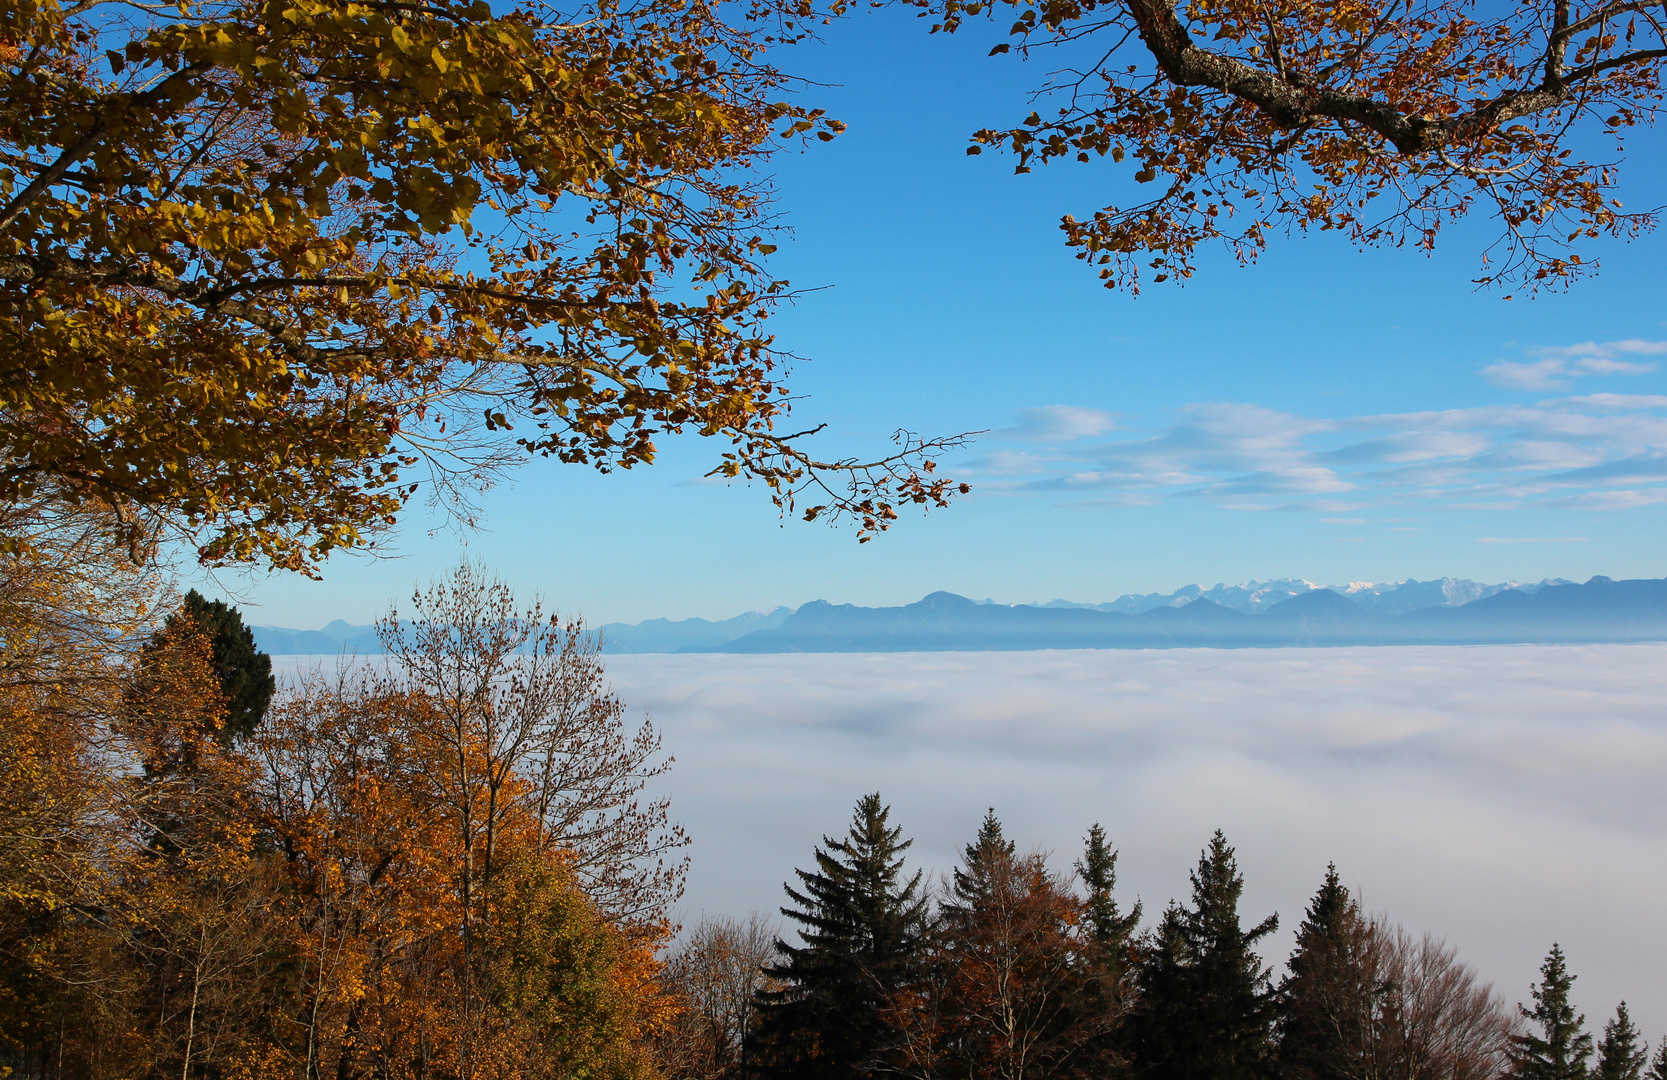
700;577;1667;652
250;575;1667;655
1025;576;1571;616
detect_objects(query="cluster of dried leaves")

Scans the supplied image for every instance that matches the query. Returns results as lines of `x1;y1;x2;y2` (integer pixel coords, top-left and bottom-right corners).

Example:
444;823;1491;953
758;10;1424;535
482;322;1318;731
908;0;1664;290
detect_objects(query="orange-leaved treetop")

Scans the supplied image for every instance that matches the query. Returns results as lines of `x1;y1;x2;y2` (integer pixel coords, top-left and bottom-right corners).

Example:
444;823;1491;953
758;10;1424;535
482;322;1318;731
0;0;970;574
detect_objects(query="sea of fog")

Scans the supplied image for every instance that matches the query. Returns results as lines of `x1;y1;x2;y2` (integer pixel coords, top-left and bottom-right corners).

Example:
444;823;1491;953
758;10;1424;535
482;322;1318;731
277;645;1667;1029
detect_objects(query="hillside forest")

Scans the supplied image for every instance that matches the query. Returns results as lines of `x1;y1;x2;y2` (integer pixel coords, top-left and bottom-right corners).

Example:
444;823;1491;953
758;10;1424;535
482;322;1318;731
2;547;1660;1080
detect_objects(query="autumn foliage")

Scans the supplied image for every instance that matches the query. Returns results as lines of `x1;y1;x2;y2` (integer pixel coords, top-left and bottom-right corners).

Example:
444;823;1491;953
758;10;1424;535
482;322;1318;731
0;560;678;1080
0;0;969;575
907;0;1665;290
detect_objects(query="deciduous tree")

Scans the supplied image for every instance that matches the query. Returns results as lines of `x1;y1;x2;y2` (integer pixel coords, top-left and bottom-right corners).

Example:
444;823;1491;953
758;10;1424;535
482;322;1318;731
376;559;688;926
919;811;1122;1080
0;0;968;573
904;0;1665;290
657;912;782;1079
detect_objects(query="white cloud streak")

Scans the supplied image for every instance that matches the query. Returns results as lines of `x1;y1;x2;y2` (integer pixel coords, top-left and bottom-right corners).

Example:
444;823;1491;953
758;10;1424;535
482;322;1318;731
602;647;1667;1029
958;353;1667;513
1482;339;1666;390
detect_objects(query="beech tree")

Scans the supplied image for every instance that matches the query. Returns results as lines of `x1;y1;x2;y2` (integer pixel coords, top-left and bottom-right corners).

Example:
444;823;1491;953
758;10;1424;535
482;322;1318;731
376;560;689;925
924;812;1121;1080
657;912;781;1079
905;0;1665;291
0;0;968;574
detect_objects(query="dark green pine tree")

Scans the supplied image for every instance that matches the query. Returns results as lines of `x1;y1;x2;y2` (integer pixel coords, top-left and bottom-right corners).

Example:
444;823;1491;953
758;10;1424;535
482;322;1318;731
1130;830;1281;1080
1592;1003;1648;1080
1276;865;1366;1080
943;808;1016;916
752;793;931;1080
1077;823;1143;952
1646;1039;1667;1080
1512;945;1594;1080
170;589;275;743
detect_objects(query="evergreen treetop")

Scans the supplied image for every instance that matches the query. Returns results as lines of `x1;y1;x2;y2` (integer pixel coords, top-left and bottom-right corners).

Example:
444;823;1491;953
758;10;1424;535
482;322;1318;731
1593;1003;1649;1080
1276;865;1366;1080
1077;823;1142;949
754;793;930;1080
1512;944;1594;1080
170;590;275;744
1130;830;1280;1080
945;808;1017;917
1646;1039;1667;1080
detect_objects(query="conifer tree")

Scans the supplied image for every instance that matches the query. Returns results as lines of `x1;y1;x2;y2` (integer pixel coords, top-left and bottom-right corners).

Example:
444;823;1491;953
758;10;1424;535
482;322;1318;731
1593;1004;1648;1080
1129;830;1280;1080
753;793;930;1080
1078;823;1142;952
1646;1039;1667;1080
1512;945;1594;1080
944;809;1017;918
169;591;275;744
1276;866;1367;1080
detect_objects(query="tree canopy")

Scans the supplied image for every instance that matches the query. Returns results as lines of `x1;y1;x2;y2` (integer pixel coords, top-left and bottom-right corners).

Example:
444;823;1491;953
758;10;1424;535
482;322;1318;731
903;0;1665;291
0;0;968;573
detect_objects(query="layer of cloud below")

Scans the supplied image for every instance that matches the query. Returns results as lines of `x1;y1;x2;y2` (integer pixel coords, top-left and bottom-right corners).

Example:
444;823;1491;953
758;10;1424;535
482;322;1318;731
600;647;1667;1027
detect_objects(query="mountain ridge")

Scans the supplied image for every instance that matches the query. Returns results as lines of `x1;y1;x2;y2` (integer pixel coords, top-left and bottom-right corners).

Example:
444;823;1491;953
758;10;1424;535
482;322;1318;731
697;576;1667;653
247;574;1615;654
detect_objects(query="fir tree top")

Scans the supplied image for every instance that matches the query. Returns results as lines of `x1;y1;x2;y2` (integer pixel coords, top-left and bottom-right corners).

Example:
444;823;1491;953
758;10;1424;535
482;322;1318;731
947;808;1016;913
171;590;275;744
1187;830;1279;951
772;792;928;977
1077;823;1141;947
1594;1003;1648;1080
1513;944;1594;1080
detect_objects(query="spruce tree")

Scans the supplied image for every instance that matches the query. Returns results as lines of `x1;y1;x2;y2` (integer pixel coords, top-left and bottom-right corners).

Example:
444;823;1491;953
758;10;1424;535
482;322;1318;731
168;590;275;743
752;793;930;1080
1276;866;1366;1080
1646;1039;1667;1080
1130;830;1280;1080
1512;945;1594;1080
1077;823;1142;951
1593;1003;1648;1080
943;809;1015;917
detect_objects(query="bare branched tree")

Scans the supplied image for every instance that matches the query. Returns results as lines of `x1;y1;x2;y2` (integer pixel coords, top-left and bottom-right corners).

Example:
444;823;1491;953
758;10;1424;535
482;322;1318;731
1288;901;1516;1080
376;560;688;926
658;912;782;1079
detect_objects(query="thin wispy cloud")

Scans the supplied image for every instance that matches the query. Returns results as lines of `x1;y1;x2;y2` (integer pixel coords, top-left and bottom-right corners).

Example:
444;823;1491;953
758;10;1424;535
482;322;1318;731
960;346;1667;513
1482;339;1667;390
996;405;1120;443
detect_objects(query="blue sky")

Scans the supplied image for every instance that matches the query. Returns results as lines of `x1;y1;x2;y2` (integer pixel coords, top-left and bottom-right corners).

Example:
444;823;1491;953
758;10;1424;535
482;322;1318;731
208;10;1667;627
